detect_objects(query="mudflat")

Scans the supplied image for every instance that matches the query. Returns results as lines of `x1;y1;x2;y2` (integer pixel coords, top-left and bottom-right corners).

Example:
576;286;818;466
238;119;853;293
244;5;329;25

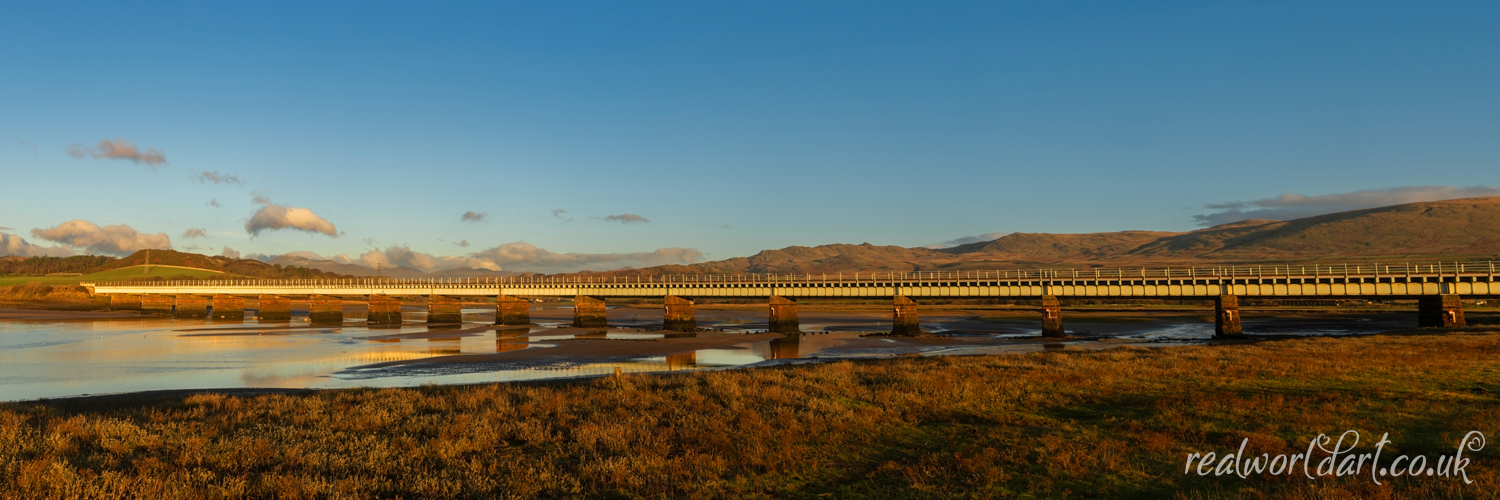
0;308;141;320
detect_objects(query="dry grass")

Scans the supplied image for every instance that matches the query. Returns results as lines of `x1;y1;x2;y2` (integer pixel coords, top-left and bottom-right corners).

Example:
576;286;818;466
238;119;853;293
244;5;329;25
2;332;1498;499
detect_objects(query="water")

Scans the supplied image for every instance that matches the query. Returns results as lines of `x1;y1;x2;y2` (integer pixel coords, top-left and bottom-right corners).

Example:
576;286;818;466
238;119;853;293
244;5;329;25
0;306;1420;401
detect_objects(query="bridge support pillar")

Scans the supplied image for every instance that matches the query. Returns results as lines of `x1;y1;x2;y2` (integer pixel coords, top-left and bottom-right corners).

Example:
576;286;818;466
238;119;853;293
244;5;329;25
663;295;697;331
496;295;531;325
428;295;462;324
1418;295;1466;328
174;295;209;319
309;297;344;324
892;295;921;336
212;295;245;320
109;294;141;311
141;295;173;315
1215;295;1242;338
258;295;291;321
1041;295;1064;338
769;296;799;334
572;295;608;328
367;295;402;325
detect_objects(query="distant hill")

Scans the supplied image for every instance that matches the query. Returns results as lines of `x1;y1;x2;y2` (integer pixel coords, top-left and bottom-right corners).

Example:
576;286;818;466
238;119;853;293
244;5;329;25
0;249;348;280
8;197;1499;280
584;196;1500;276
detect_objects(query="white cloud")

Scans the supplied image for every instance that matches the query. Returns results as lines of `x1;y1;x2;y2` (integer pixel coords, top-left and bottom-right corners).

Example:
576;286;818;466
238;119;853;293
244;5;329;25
0;233;75;257
245;196;339;237
29;220;171;256
220;246;241;259
66;139;166;166
470;241;701;273
274;242;704;274
1194;186;1500;226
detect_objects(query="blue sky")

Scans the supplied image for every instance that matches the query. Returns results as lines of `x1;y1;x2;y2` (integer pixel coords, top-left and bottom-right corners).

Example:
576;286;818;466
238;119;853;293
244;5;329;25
3;1;1498;272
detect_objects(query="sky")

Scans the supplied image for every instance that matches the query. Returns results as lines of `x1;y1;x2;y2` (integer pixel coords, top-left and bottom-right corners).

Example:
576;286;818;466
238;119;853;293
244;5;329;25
3;1;1498;272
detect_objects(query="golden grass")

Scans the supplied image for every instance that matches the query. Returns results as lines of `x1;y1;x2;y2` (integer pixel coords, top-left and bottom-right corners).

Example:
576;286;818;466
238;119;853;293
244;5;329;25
2;332;1498;499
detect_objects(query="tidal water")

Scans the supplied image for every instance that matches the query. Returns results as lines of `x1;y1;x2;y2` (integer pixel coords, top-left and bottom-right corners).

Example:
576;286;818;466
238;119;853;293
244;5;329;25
0;306;1418;401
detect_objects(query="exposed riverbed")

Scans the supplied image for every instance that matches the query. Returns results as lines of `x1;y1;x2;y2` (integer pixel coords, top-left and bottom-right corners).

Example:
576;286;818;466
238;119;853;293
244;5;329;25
0;304;1433;401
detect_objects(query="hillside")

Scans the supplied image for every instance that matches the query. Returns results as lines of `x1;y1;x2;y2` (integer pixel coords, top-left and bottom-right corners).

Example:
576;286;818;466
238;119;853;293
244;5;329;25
586;196;1500;276
6;197;1498;280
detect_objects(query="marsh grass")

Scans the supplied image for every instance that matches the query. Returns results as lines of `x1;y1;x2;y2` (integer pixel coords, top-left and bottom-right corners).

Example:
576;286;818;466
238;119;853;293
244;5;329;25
2;332;1498;499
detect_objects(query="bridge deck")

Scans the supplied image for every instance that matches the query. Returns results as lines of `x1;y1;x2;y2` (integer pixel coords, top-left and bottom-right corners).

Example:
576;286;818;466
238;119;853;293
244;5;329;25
89;261;1500;299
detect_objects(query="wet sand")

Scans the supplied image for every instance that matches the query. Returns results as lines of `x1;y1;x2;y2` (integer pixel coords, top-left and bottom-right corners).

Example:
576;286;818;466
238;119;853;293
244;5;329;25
356;332;787;369
0;308;143;320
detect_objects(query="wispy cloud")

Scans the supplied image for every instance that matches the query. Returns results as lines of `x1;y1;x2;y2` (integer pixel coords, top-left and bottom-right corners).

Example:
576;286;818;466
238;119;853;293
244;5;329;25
1194;186;1500;226
66;139;166;167
0;233;74;257
602;213;650;224
12;135;37;154
928;232;1009;248
30;220;171;256
552;209;574;222
207;199;221;208
461;211;487;223
192;171;243;185
0;226;12;232
182;228;208;239
245;196;339;237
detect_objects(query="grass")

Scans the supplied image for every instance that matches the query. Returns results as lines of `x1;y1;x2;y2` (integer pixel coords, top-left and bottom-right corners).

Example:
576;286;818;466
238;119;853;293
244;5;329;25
0;266;224;287
1;331;1498;499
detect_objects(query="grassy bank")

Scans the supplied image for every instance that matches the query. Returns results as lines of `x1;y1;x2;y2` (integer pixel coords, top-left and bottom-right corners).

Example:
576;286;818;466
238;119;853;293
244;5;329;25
2;332;1498;499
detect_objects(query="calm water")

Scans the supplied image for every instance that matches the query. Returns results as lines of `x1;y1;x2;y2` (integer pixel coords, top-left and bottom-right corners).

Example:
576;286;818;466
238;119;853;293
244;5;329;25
0;306;1417;401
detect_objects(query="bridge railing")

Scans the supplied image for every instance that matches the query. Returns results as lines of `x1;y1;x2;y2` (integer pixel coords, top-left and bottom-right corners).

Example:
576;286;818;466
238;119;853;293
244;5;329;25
90;260;1497;289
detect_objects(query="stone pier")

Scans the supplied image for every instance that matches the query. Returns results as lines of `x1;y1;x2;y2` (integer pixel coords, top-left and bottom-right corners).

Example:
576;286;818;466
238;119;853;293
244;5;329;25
367;295;403;325
769;296;799;334
1215;295;1243;338
663;295;697;331
141;295;174;315
309;297;344;324
892;295;921;336
257;295;291;321
212;294;245;320
109;294;141;311
572;295;608;328
496;295;531;325
174;295;209;319
428;295;463;324
1041;295;1064;338
1418;294;1466;328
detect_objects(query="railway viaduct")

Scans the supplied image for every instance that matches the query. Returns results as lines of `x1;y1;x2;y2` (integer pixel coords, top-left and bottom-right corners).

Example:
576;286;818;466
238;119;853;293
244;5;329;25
88;261;1498;338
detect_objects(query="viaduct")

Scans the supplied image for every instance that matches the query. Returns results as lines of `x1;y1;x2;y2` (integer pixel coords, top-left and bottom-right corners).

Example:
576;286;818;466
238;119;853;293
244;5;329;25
86;261;1498;338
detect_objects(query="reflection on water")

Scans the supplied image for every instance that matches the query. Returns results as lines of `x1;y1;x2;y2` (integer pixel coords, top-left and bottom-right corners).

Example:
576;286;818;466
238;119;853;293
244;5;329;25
0;308;1418;401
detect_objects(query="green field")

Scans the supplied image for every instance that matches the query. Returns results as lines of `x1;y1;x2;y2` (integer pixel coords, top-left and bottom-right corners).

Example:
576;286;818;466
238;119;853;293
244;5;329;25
0;265;224;287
